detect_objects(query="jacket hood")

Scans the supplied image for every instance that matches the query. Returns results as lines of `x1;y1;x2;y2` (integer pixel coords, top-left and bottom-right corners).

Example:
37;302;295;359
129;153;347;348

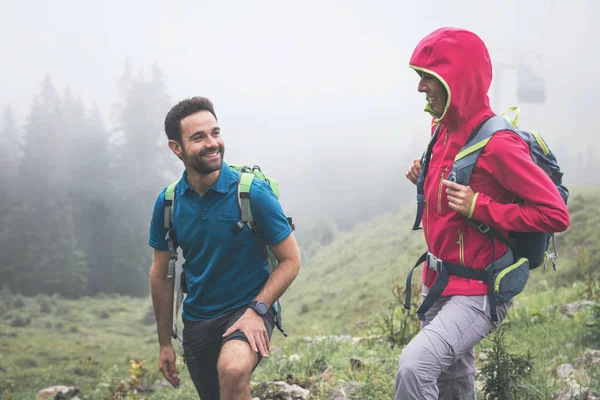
409;27;493;129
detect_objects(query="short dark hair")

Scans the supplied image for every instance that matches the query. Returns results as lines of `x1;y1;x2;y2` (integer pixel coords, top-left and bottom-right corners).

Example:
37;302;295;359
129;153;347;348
164;96;218;143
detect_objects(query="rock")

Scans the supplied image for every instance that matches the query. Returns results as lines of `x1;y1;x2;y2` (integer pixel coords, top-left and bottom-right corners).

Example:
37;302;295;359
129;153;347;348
562;302;584;318
562;301;596;318
553;378;599;400
338;381;363;396
252;381;309;400
320;365;333;382
577;349;600;367
349;357;365;370
327;387;349;400
556;364;585;380
36;386;79;400
547;356;571;374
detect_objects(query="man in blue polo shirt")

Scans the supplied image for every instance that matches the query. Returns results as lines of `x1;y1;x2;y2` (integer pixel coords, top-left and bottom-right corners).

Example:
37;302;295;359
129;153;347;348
148;96;301;400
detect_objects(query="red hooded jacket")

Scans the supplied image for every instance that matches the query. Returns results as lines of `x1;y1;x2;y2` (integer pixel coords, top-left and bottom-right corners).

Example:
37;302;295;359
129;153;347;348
409;27;570;296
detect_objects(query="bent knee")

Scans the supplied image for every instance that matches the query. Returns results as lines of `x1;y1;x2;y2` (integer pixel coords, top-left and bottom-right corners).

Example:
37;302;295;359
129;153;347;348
217;360;251;384
397;335;449;382
397;350;422;380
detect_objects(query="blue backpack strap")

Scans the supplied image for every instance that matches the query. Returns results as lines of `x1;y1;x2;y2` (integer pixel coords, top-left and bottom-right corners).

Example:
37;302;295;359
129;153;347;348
450;116;516;247
449;116;514;186
412;124;443;231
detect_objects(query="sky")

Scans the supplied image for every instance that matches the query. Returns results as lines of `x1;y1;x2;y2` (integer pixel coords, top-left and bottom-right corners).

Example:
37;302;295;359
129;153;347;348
0;0;597;225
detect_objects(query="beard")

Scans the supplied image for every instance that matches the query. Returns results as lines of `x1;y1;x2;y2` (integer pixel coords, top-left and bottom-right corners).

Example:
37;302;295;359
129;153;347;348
184;145;225;175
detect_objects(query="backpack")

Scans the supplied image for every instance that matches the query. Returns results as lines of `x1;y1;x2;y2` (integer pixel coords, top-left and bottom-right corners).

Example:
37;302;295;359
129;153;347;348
404;107;569;321
163;164;295;351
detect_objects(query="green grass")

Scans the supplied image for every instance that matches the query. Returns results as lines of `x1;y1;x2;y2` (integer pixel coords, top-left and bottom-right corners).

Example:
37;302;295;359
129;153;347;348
1;186;599;399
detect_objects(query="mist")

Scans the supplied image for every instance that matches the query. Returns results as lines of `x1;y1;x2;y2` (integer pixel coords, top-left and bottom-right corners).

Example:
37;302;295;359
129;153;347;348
0;0;598;296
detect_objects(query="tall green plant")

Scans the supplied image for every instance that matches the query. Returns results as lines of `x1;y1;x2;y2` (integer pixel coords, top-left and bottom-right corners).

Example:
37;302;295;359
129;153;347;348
371;282;421;349
478;327;533;400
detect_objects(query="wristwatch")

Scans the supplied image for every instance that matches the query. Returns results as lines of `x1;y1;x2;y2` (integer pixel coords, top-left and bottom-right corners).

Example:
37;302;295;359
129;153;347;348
249;301;268;316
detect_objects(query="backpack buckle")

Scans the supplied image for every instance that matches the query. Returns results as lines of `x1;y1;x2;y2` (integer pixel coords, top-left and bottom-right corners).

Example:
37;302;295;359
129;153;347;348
426;252;444;273
477;223;491;233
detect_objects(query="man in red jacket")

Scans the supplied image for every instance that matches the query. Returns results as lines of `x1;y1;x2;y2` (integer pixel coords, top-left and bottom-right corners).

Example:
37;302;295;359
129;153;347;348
397;27;570;399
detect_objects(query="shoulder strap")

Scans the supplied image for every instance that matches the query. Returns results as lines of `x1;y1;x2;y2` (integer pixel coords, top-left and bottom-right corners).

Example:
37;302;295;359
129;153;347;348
449;117;516;249
449;116;513;186
233;172;256;233
163;180;184;350
163;180;180;281
412;124;443;230
164;181;179;229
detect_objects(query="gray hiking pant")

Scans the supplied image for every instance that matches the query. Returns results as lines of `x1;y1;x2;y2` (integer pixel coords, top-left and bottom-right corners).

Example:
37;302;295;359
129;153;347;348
394;286;512;400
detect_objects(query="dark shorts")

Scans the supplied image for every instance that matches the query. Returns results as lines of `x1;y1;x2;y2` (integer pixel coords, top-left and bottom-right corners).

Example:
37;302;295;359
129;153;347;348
182;305;275;400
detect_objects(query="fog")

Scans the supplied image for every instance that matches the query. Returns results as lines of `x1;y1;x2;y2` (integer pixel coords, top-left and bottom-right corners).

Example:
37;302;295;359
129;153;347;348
1;0;598;233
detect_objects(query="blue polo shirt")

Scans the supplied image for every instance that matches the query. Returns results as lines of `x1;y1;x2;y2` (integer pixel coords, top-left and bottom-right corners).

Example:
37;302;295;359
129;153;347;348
148;162;292;321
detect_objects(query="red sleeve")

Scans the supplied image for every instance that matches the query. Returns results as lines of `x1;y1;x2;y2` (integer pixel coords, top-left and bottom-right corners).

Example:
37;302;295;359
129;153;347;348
471;130;570;233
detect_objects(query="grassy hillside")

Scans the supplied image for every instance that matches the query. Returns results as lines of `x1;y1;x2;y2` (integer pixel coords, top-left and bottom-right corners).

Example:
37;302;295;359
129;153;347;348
1;186;599;399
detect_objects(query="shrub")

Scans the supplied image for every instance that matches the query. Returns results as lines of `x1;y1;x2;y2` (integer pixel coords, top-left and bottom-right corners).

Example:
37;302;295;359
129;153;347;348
478;327;534;400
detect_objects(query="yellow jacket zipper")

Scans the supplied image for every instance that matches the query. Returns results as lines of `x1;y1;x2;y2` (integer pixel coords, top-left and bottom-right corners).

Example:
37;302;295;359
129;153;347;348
437;168;447;212
457;230;465;266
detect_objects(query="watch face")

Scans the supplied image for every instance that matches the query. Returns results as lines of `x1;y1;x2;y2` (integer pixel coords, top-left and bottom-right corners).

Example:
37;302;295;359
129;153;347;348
255;302;268;315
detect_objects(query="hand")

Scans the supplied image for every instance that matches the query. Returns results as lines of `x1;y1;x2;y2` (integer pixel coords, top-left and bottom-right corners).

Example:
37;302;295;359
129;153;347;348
158;344;180;387
405;158;422;185
443;180;476;217
223;309;270;358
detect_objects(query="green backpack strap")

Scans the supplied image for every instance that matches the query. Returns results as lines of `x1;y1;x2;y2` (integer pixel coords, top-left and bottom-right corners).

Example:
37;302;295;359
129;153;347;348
163;180;185;351
164;181;178;229
501;106;521;128
233;172;256;233
164;180;179;279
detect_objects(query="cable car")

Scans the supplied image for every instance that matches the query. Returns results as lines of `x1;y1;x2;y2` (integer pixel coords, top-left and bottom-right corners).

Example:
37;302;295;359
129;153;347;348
516;63;546;104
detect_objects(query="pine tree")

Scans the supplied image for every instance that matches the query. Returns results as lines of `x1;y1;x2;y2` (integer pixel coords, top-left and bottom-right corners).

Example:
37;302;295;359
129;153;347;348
105;61;175;296
4;75;88;297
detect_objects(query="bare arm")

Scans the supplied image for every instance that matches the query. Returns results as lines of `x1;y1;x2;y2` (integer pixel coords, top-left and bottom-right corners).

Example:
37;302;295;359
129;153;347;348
222;232;301;357
150;249;175;345
253;233;301;307
149;248;179;387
